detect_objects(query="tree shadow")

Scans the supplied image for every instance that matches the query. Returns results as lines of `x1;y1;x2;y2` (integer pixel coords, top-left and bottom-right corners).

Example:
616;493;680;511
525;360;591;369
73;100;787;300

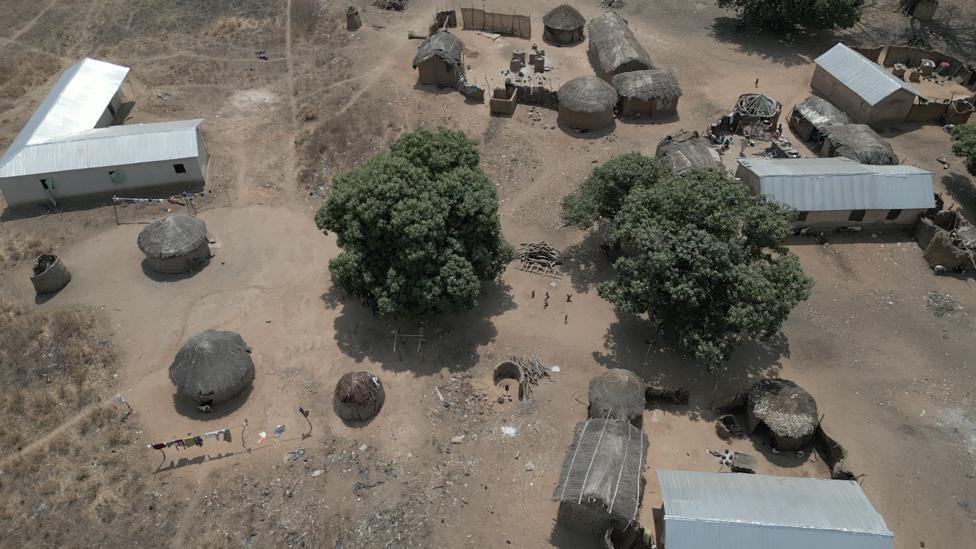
709;17;835;68
942;173;976;224
560;227;615;293
592;315;788;422
322;279;516;375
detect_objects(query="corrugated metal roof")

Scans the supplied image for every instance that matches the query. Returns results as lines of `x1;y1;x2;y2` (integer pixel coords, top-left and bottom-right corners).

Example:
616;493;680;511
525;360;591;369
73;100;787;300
738;157;934;211
0;120;203;177
658;470;893;549
815;43;921;106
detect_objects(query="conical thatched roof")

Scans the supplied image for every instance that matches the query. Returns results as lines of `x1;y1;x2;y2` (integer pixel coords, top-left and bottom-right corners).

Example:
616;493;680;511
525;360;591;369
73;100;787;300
588;369;646;426
412;31;464;68
821;124;899;165
543;4;585;30
734;93;781;118
334;371;385;422
169;330;255;405
611;69;682;101
559;76;618;113
587;12;653;77
138;215;208;259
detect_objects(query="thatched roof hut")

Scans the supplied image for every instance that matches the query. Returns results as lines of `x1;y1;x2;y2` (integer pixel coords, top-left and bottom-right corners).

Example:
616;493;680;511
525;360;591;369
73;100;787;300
558;76;618;130
554;418;648;534
587;13;653;78
334;371;385;422
137;215;210;274
611;69;682;118
543;4;585;45
656;133;723;174
412;31;464;87
733;93;782;134
30;253;71;294
789;96;851;142
588;369;646;427
820;124;899;165
169;330;255;405
746;378;818;451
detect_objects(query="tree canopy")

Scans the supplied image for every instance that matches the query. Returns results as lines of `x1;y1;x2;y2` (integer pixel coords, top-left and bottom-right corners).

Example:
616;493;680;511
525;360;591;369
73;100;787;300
562;152;667;228
315;128;514;317
951;125;976;175
717;0;863;31
563;160;812;371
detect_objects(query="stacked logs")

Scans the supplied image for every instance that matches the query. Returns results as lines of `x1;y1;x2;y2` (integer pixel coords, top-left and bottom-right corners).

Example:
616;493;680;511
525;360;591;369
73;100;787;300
518;241;561;270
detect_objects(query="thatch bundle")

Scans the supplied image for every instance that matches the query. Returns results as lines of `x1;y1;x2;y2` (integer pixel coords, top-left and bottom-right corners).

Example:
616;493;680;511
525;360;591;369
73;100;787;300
543;4;585;30
746;378;818;451
554;418;648;533
588;369;646;427
820;124;899;165
169;330;255;405
138;215;210;274
611;69;681;102
29;253;71;294
412;31;463;68
586;12;653;77
558;76;618;113
334;371;385;422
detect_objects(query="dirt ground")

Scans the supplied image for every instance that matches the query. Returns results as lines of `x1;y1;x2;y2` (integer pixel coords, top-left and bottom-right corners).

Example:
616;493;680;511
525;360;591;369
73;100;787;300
1;0;975;548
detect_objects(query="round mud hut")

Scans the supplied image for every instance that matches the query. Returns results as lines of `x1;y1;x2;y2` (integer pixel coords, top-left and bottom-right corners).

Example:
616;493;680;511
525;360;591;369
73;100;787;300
543;4;585;46
611;69;682;119
137;215;210;274
588;369;646;427
29;253;71;294
169;330;256;406
334;371;385;422
746;378;818;451
412;30;464;88
558;76;618;130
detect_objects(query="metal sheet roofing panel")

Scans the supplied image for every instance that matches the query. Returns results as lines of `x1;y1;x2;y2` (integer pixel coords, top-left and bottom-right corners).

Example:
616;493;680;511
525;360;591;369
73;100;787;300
658;470;893;549
738;158;934;211
815;43;921;106
0;120;203;177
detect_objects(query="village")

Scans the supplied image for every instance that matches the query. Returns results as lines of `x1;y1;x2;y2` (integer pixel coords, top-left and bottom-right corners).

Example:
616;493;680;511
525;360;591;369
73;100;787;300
0;0;974;548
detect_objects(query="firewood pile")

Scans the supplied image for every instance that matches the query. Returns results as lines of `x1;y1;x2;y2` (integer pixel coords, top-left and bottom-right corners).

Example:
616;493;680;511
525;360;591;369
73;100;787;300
510;354;551;400
518;241;561;270
373;0;409;11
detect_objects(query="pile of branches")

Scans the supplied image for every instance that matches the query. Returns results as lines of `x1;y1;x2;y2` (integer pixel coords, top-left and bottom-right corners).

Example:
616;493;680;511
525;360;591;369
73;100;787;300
373;0;409;10
511;354;551;401
599;0;624;8
518;241;561;270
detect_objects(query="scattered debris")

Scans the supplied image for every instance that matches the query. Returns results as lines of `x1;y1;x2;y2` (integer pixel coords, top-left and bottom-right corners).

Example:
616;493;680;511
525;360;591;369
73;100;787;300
284;448;306;463
523;461;536;472
599;0;624;8
310;469;324;477
450;435;465;444
255;50;268;60
926;291;958;318
373;0;408;11
501;426;518;437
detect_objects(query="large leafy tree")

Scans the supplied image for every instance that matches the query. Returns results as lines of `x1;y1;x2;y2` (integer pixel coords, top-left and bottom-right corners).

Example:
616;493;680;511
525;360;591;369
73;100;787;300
315;128;514;317
565;162;812;371
951;125;976;175
717;0;863;31
562;152;667;228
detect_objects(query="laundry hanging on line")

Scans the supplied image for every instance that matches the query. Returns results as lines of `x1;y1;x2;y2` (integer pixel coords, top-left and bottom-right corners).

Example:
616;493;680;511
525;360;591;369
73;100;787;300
146;427;230;451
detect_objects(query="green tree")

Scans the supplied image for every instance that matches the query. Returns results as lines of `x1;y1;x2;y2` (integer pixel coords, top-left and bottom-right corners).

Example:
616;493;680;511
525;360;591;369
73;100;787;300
315;128;514;317
597;169;813;371
562;153;667;228
716;0;863;31
951;125;976;175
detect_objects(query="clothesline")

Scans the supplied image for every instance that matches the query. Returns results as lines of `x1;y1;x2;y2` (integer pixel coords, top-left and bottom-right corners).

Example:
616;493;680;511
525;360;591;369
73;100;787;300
147;427;230;451
112;191;202;205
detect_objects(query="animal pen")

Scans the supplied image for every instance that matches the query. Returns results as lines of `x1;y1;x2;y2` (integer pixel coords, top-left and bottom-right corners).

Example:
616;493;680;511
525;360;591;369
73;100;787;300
460;6;531;38
554;418;648;534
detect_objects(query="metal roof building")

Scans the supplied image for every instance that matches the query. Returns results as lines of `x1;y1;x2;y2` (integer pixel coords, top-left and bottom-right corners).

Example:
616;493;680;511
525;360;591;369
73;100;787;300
0;58;208;209
657;470;894;549
811;43;922;126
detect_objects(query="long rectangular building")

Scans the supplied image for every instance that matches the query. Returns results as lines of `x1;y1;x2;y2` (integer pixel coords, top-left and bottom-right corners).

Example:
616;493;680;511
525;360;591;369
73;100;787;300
735;157;934;229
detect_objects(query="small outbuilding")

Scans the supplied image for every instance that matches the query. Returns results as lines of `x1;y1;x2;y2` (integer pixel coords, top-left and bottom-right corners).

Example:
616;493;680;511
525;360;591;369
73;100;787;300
657;470;894;549
29;253;71;294
789;95;851;143
746;378;817;451
334;371;386;422
812;43;923;126
553;418;649;534
588;369;646;427
137;214;210;274
169;330;255;406
558;76;618;130
656;132;723;174
611;69;681;118
543;4;585;46
819;124;899;165
732;93;782;135
412;31;464;88
587;12;653;78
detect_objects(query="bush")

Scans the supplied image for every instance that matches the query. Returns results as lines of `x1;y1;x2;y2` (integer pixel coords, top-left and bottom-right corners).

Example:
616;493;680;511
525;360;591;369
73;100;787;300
716;0;863;31
952;125;976;175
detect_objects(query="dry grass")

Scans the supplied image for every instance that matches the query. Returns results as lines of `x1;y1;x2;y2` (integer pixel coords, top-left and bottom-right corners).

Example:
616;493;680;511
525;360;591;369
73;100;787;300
0;232;49;267
291;0;322;36
203;15;266;36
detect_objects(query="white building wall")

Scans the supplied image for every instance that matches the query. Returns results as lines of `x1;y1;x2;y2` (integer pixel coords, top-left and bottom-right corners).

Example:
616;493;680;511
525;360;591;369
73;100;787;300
664;517;893;549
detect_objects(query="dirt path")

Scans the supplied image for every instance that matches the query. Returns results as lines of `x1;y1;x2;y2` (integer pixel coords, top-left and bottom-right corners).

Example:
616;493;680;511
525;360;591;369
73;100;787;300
282;0;299;197
6;0;59;41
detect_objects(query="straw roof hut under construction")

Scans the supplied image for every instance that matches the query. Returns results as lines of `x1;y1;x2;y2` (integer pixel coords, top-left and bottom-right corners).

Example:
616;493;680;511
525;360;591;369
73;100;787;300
611;69;681;118
587;13;653;79
169;330;255;406
554;418;649;534
543;5;585;45
656;132;723;175
588;369;646;427
334;371;386;422
137;214;210;274
732;93;782;135
820;124;899;165
558;76;618;130
746;378;818;451
789;95;851;142
412;31;464;87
